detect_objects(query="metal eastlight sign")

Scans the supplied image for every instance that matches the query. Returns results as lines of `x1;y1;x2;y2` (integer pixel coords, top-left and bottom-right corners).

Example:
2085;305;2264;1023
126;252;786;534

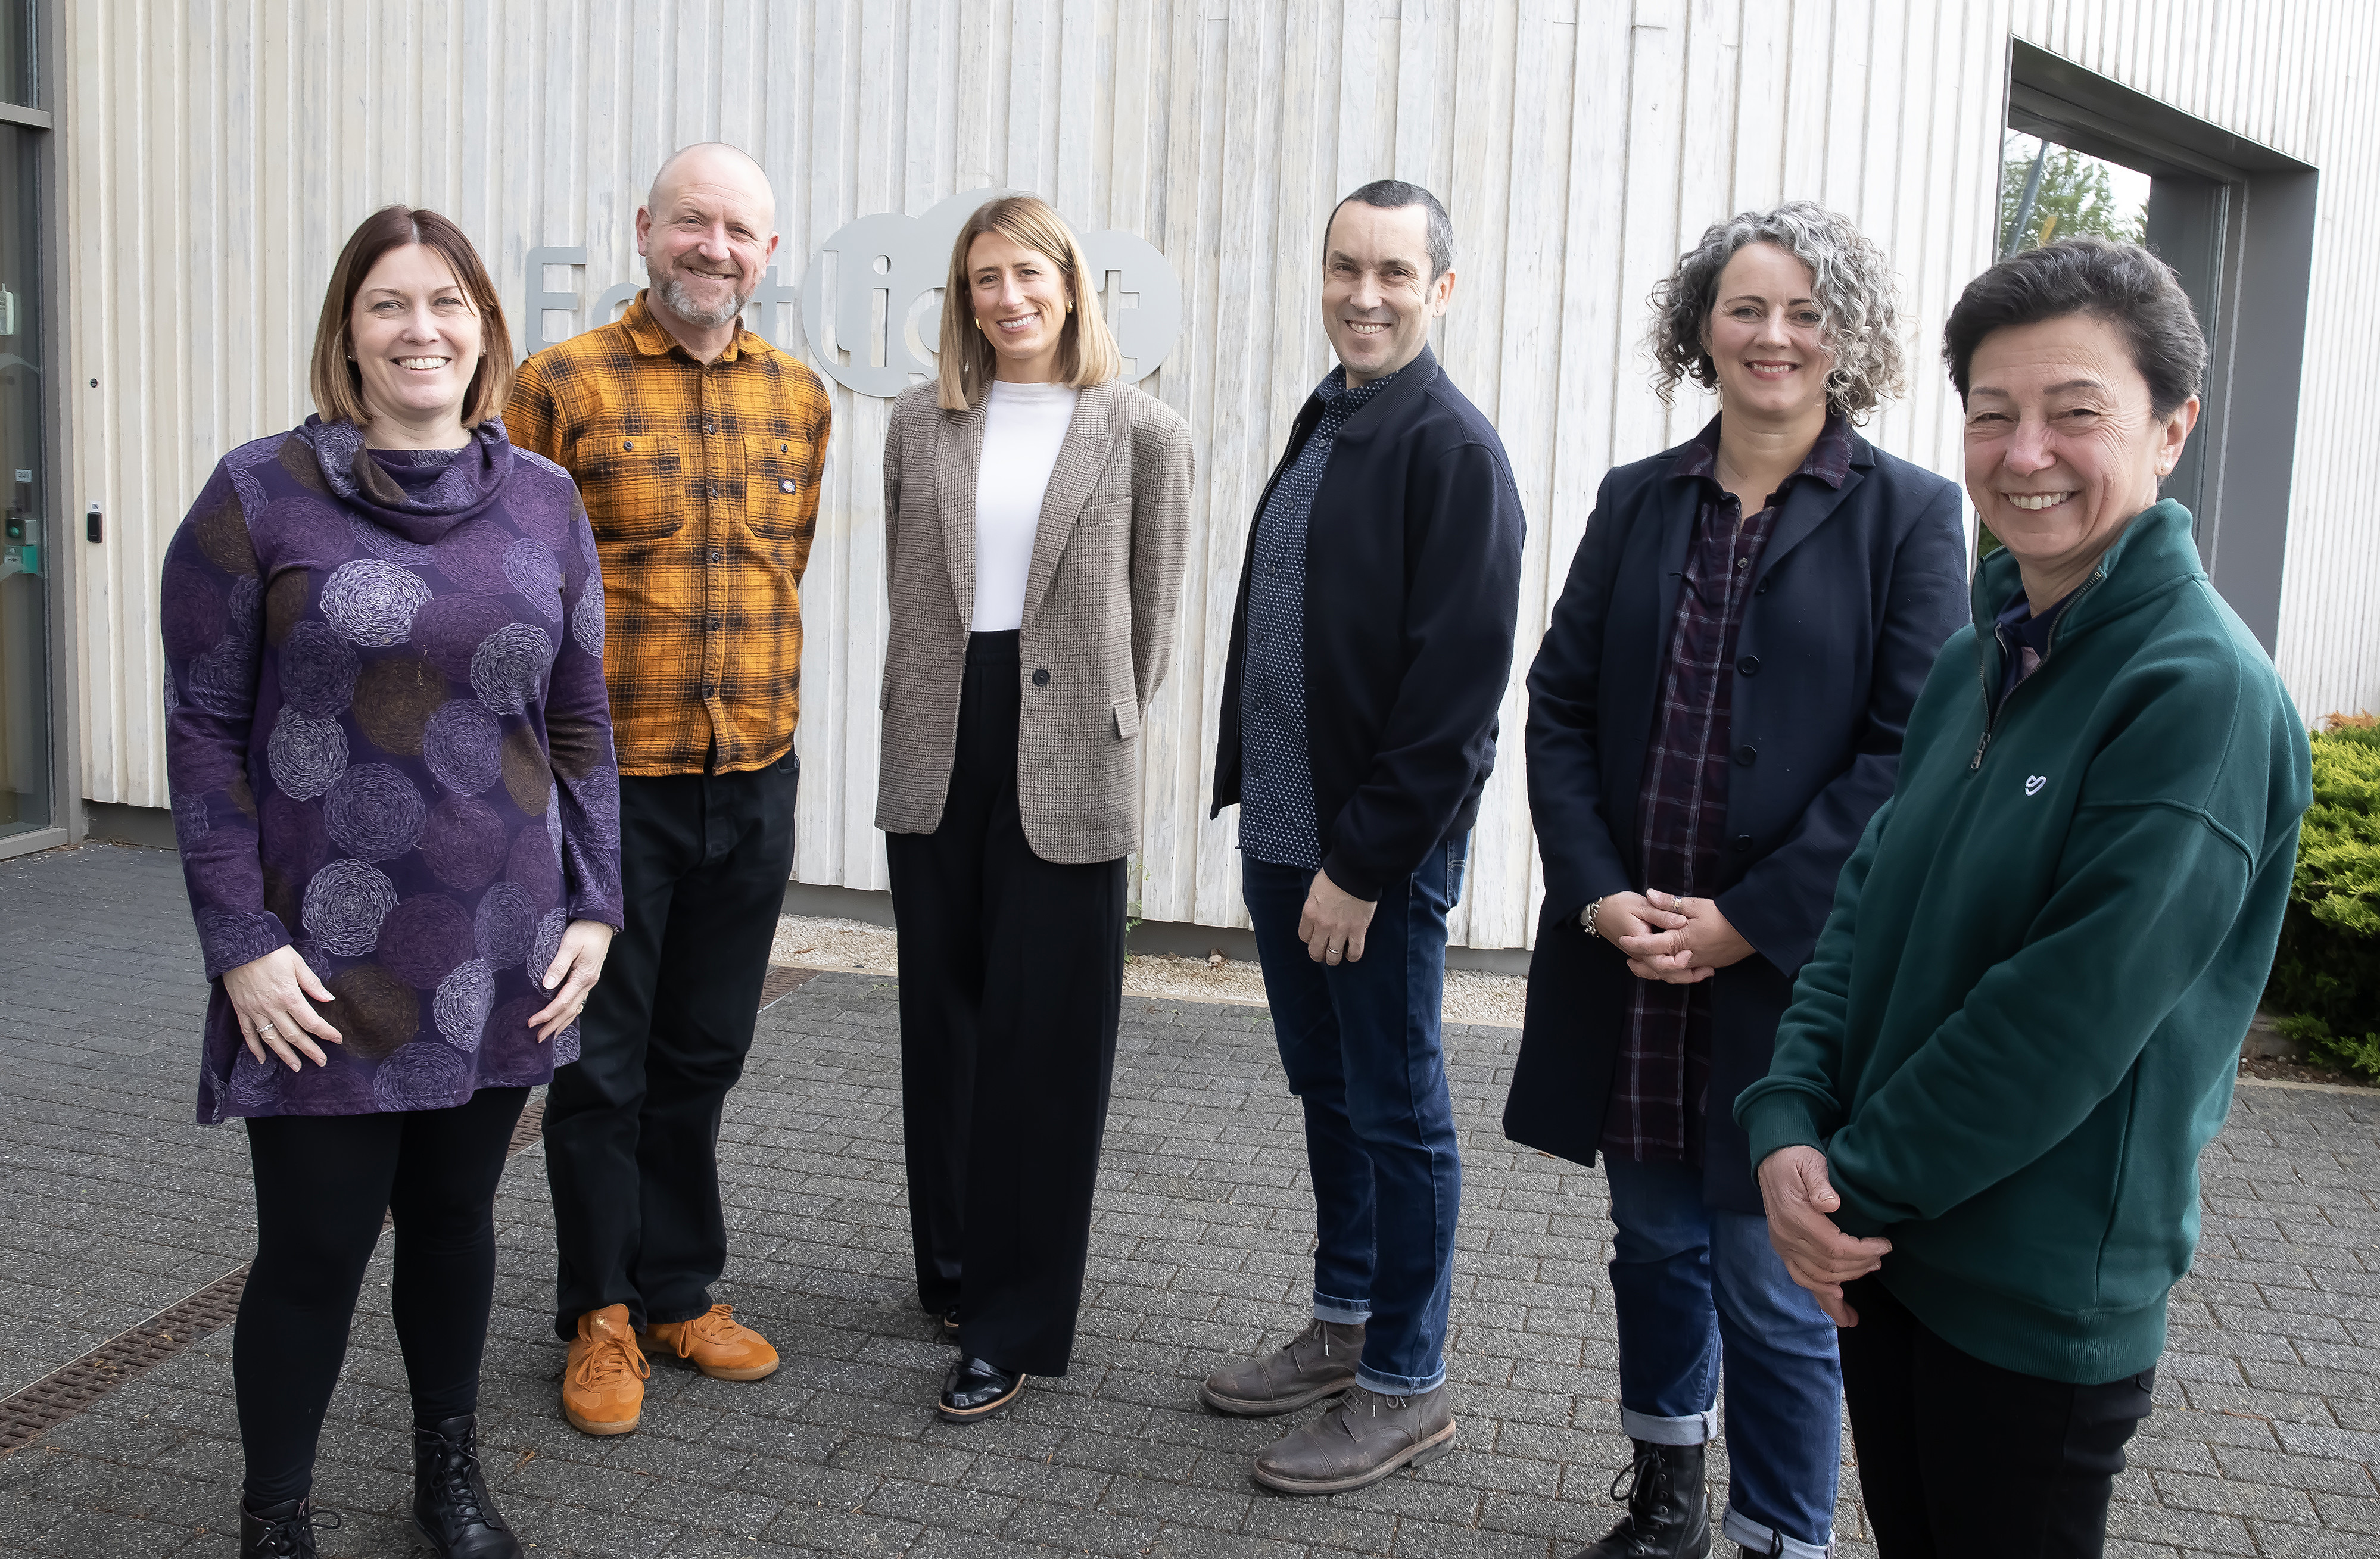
521;188;1184;398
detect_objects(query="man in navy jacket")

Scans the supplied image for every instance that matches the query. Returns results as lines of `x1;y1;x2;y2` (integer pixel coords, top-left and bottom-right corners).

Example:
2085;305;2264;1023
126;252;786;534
1200;179;1525;1496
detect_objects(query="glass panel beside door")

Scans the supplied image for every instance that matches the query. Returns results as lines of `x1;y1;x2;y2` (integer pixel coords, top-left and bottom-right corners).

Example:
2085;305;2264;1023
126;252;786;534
0;120;48;838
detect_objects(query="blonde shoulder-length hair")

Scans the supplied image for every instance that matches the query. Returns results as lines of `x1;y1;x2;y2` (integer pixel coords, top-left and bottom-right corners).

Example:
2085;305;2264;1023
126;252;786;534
936;195;1123;410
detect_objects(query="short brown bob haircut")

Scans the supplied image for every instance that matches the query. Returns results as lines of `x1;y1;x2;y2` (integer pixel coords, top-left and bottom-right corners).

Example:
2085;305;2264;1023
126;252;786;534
936;194;1122;410
310;205;515;428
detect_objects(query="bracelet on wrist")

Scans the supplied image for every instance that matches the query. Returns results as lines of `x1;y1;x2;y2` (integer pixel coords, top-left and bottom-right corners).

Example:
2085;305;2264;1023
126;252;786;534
1584;896;1606;942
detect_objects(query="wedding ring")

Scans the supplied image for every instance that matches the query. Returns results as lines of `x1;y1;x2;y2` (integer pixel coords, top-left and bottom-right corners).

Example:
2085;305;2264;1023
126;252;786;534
257;1022;279;1036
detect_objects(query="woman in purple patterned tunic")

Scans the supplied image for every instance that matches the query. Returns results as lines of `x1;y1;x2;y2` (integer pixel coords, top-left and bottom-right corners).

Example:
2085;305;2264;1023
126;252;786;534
163;207;621;1559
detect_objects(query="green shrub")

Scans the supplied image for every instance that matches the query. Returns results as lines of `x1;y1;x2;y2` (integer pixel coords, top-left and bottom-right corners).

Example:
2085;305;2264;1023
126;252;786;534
2264;714;2380;1074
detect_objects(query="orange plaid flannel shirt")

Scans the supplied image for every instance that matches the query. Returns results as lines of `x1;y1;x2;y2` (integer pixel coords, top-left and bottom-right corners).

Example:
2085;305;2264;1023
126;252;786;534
506;294;831;775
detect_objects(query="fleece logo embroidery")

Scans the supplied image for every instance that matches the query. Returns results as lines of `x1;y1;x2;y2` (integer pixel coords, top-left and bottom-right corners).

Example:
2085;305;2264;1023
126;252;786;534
2024;775;2048;796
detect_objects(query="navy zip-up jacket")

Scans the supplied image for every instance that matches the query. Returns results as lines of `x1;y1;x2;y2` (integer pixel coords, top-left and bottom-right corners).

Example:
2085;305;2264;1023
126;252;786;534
1211;347;1526;900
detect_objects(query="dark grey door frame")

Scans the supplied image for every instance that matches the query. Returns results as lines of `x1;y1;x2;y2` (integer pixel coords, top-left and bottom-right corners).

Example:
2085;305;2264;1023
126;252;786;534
2002;38;2317;656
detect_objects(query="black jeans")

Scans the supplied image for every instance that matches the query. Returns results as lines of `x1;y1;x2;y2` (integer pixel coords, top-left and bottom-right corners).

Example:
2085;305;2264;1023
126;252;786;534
884;631;1126;1379
235;1086;528;1505
544;753;798;1337
1838;1276;2156;1557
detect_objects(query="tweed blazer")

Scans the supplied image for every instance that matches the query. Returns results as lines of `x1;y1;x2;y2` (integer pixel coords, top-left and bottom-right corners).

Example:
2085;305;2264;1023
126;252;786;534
877;378;1194;863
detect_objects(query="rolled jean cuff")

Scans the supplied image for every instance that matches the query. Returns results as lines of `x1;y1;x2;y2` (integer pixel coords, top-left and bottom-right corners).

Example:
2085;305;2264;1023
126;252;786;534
1312;1290;1370;1326
1356;1361;1446;1396
1620;1405;1718;1446
1724;1505;1833;1559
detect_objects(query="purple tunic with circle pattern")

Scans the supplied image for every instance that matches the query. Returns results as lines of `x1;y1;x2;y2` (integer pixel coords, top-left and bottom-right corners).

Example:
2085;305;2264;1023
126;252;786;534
162;414;624;1123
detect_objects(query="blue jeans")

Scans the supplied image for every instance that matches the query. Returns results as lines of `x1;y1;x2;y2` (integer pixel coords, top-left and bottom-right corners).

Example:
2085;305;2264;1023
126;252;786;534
1606;1155;1840;1557
1240;842;1465;1396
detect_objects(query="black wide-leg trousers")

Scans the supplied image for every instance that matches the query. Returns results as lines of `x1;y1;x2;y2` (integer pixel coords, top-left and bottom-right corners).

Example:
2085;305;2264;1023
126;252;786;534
884;629;1126;1379
544;753;798;1338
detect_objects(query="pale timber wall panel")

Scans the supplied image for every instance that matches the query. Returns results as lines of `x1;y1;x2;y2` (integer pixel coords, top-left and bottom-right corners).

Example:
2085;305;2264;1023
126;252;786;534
61;0;2380;947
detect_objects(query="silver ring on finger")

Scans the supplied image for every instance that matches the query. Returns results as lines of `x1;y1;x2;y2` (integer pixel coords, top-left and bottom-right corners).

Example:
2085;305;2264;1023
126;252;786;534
257;1022;279;1036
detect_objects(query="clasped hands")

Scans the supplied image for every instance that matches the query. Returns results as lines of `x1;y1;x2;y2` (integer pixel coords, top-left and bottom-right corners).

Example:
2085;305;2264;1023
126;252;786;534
1585;888;1753;983
1756;1145;1892;1326
223;920;619;1072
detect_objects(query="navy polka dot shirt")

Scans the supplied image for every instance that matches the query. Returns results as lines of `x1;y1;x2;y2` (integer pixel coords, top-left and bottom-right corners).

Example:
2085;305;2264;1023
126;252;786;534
1237;363;1403;869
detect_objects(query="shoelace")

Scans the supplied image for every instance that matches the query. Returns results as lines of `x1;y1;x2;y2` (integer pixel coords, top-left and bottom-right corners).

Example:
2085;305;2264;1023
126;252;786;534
1601;1445;1670;1557
682;1302;746;1349
254;1505;339;1558
569;1329;651;1388
428;1437;504;1529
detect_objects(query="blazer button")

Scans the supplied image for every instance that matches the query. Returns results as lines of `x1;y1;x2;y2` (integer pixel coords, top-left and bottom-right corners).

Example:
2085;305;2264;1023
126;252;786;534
1738;654;1759;675
1735;744;1758;766
1032;668;1051;687
1733;834;1754;853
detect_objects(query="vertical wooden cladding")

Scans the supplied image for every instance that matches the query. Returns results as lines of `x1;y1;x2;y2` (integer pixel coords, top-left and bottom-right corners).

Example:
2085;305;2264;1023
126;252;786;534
61;1;2380;944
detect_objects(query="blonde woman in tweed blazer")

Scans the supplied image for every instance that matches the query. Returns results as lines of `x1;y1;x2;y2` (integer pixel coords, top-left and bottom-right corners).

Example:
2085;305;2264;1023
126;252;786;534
877;194;1193;1426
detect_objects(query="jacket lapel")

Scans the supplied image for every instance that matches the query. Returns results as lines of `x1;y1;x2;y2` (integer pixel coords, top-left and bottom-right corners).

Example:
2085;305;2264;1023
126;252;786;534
1019;380;1117;632
1652;474;1701;644
934;396;989;628
1752;439;1871;590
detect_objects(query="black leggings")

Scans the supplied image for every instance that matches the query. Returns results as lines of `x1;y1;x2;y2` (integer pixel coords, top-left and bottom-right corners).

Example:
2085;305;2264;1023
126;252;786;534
235;1087;527;1505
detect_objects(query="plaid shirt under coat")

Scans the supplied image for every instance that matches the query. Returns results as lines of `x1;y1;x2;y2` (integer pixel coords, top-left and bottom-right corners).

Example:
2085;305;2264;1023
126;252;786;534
1603;412;1853;1164
506;293;832;776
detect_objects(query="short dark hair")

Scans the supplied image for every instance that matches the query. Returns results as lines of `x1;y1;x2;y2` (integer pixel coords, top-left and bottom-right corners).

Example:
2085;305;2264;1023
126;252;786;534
1942;236;2206;417
1325;179;1455;280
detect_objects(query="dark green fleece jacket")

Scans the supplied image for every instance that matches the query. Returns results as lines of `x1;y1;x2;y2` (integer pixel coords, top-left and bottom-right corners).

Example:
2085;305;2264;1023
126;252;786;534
1736;501;2311;1384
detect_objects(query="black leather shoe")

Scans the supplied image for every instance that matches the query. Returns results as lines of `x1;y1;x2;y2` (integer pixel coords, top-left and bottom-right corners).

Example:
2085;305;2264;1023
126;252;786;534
240;1496;338;1558
1570;1440;1709;1559
937;1356;1026;1422
412;1414;524;1557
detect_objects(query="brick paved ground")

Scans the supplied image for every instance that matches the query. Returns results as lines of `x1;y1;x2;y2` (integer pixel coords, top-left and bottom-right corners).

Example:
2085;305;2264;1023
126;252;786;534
1;844;2376;1557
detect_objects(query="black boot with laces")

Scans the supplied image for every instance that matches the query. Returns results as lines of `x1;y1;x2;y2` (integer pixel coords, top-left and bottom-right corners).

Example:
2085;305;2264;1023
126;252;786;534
412;1414;522;1558
1570;1439;1711;1559
239;1495;338;1558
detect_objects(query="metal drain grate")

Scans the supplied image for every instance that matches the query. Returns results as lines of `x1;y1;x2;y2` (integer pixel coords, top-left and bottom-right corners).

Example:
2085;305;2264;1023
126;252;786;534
0;1264;250;1456
0;1092;553;1457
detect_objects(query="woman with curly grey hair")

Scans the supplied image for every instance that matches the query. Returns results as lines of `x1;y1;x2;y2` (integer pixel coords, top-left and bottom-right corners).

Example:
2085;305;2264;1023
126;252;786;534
1504;201;1970;1559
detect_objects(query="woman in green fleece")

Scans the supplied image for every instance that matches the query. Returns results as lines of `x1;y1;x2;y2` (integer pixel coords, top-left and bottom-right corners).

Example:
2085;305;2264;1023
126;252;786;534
1735;236;2313;1555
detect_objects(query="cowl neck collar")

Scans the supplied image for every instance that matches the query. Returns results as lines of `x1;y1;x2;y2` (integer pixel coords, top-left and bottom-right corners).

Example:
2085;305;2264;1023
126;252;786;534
291;413;515;543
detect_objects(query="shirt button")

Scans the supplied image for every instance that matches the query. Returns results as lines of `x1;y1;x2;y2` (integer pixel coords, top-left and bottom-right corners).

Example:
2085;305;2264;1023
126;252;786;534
1031;668;1051;687
1736;557;1750;570
1738;655;1759;675
1736;745;1758;766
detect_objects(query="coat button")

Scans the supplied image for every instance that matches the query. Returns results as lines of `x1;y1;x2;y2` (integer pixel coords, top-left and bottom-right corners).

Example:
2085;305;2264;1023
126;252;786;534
1735;745;1758;766
622;438;634;450
706;616;722;631
702;684;716;697
707;547;723;563
1732;834;1754;853
1031;668;1051;687
1739;655;1759;675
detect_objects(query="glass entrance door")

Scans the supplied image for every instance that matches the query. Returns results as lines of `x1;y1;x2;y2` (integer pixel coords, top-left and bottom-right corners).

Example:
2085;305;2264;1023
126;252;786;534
0;118;47;838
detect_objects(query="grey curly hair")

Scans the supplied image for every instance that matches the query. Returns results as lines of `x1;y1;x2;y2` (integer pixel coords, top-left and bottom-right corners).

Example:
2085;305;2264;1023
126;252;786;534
1647;201;1908;423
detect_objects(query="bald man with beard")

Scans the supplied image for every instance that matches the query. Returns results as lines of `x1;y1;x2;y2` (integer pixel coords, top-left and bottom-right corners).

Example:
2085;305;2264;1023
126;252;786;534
507;142;831;1438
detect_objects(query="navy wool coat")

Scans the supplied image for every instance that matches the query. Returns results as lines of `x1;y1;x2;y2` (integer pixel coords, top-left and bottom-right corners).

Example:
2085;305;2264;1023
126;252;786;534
1503;422;1968;1213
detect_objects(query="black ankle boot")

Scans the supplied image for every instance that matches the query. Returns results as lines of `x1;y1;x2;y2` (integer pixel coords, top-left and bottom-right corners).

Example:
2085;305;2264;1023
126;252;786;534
412;1414;522;1558
239;1496;338;1558
1569;1439;1711;1559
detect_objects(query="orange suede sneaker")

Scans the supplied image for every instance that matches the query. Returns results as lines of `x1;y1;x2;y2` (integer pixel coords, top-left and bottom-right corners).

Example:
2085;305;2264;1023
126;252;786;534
641;1303;781;1382
562;1304;649;1436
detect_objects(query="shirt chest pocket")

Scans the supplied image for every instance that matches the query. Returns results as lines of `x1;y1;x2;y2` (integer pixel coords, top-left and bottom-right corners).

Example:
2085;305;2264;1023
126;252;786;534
743;436;814;545
571;433;686;544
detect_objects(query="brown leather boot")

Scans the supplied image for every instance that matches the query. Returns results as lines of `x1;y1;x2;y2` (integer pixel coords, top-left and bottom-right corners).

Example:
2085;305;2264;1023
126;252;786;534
1200;1318;1365;1416
1250;1383;1456;1495
561;1304;648;1436
640;1303;780;1382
